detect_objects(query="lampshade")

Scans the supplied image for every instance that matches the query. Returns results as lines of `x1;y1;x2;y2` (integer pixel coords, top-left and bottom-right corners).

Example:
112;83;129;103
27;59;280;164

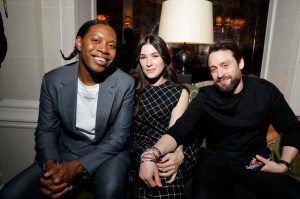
158;0;214;44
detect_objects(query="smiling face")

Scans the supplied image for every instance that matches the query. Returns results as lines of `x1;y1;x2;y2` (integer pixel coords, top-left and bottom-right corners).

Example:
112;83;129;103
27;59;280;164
76;24;116;83
208;50;244;94
139;44;166;86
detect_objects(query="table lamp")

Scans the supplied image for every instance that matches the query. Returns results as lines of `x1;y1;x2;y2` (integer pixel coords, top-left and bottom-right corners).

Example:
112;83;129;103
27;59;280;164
158;0;214;82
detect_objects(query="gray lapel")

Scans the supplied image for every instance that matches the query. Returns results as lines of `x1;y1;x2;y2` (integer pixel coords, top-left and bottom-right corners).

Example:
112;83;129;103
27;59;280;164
60;62;78;132
95;74;117;141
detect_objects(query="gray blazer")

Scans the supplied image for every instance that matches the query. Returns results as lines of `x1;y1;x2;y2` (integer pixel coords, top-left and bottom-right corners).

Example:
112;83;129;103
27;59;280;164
34;62;135;175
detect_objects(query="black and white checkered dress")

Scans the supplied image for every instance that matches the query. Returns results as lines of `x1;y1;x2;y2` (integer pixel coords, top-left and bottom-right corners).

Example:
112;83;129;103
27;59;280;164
132;81;199;199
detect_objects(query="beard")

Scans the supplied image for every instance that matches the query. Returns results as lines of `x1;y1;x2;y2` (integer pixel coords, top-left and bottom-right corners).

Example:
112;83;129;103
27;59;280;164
214;73;242;94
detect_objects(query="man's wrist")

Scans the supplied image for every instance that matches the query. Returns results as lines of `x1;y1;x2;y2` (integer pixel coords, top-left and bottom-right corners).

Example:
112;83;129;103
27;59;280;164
70;160;86;175
278;160;292;173
43;160;58;171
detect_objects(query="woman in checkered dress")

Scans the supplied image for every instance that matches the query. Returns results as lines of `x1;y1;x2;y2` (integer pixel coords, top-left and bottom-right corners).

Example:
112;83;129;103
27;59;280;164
130;35;199;198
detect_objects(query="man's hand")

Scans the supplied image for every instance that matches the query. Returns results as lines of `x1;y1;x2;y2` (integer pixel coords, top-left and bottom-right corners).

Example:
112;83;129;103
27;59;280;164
40;177;69;199
40;160;69;198
50;160;85;185
40;160;85;198
139;160;162;188
43;160;60;177
254;155;290;173
157;148;184;184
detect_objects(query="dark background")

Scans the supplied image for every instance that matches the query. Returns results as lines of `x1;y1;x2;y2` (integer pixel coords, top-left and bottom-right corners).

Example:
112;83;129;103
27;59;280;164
97;0;270;81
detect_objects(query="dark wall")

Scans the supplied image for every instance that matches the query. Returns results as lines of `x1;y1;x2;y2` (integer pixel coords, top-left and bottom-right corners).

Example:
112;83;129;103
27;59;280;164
211;0;270;76
97;0;270;80
97;0;123;41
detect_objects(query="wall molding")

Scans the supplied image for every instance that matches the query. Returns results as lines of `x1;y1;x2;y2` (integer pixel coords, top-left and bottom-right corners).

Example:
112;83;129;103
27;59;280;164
0;99;38;129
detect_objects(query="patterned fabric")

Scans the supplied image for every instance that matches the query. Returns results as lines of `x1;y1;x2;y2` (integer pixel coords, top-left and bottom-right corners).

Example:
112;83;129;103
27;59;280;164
132;81;199;199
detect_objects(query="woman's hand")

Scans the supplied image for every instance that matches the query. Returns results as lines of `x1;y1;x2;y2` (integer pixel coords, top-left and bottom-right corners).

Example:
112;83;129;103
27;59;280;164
139;160;162;188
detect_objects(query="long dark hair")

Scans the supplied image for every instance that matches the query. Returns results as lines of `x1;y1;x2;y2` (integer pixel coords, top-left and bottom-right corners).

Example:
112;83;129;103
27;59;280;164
130;34;186;118
60;20;111;60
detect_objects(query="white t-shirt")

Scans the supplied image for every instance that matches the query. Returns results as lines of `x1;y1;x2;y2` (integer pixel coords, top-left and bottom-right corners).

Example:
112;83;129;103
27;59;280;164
76;79;99;140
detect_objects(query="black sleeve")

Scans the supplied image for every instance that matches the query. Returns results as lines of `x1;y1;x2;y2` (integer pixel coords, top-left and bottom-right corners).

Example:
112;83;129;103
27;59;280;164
269;85;300;150
165;92;205;145
271;99;300;150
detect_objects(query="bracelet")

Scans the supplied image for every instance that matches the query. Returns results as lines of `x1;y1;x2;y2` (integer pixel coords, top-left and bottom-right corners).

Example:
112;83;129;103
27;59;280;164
279;160;292;173
141;150;159;161
140;159;156;164
152;146;163;159
140;147;162;163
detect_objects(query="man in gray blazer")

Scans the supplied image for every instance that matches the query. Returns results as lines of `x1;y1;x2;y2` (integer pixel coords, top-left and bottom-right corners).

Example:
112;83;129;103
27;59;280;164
0;20;135;199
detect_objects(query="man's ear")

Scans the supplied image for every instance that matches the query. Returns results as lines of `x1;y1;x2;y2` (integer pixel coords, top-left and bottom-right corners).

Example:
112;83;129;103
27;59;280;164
75;36;82;52
239;58;245;70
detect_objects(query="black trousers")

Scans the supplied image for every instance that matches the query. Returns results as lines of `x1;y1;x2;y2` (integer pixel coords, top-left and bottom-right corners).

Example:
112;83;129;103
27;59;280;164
192;148;300;199
0;152;130;199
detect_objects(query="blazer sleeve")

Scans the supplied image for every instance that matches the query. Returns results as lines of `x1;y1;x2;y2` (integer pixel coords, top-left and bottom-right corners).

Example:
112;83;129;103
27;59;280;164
78;76;135;175
34;75;62;167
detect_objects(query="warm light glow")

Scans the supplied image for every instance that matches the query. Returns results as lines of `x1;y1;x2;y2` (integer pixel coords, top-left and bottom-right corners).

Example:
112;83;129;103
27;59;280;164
216;16;222;26
124;16;131;27
215;16;246;30
224;17;231;26
234;18;246;29
158;0;214;44
96;14;109;21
